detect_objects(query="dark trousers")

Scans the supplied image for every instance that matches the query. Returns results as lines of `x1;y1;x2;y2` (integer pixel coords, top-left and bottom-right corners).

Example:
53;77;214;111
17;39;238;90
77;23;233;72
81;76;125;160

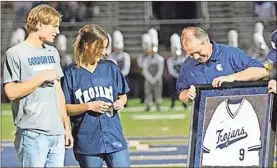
138;73;145;104
169;77;187;108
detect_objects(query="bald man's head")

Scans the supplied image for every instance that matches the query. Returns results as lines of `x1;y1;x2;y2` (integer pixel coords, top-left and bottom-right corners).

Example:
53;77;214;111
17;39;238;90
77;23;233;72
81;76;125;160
181;27;209;45
181;27;212;64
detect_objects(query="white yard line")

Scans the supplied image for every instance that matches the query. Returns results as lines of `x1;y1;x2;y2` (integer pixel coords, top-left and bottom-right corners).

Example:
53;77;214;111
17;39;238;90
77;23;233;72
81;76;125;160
130;163;187;167
122;106;191;112
132;147;178;153
1;110;12;115
132;114;186;120
130;154;187;161
129;139;187;142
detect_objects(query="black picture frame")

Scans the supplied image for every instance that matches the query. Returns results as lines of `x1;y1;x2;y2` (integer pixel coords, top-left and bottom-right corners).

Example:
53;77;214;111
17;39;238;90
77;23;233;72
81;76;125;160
187;80;276;167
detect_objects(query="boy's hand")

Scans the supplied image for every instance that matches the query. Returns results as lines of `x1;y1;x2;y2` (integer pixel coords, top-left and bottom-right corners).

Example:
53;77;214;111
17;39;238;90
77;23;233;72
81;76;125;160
65;130;74;148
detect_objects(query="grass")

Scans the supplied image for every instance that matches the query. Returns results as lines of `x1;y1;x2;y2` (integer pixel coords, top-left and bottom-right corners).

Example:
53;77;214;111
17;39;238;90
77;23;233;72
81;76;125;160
1;98;191;140
127;98;187;107
139;140;188;145
2;103;11;111
120;110;190;137
1;115;16;140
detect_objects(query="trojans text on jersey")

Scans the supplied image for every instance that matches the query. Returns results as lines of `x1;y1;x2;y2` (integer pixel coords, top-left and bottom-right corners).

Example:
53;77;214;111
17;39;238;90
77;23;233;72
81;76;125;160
75;86;113;104
216;127;248;149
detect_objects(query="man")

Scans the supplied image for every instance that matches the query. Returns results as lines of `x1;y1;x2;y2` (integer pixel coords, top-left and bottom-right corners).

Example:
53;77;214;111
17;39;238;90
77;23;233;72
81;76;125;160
167;33;187;109
177;27;267;103
268;29;276;94
107;30;131;78
248;22;270;64
137;33;152;104
143;28;164;111
227;29;238;48
2;4;73;167
10;28;26;47
56;34;73;69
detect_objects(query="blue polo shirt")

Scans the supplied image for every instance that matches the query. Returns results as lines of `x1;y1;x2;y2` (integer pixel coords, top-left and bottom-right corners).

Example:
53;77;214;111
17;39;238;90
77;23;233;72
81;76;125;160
62;60;129;155
176;41;264;95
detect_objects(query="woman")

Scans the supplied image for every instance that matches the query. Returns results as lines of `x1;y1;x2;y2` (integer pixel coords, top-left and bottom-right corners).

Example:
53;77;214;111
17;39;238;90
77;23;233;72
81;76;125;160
62;24;130;167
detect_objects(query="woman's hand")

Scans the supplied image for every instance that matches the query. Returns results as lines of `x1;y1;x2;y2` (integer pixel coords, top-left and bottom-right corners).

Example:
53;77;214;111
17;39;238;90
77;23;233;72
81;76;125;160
113;99;125;111
87;101;112;113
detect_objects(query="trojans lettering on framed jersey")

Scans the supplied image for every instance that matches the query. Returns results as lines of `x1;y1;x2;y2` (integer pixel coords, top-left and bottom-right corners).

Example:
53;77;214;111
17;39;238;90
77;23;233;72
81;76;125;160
201;98;261;166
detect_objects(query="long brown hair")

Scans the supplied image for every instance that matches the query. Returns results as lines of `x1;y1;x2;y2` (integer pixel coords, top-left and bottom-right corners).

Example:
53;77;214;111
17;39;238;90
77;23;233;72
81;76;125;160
73;24;109;66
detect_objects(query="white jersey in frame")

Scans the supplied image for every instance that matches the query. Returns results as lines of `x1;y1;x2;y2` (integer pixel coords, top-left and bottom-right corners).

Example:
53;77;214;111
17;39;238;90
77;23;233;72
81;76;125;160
201;98;261;166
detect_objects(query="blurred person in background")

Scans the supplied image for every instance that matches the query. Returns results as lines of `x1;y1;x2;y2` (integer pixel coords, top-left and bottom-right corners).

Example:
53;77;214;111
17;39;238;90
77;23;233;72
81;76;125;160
62;24;130;168
228;29;238;48
108;30;131;78
2;4;73;167
267;29;276;94
107;30;131;106
55;34;73;69
10;28;26;47
177;27;267;103
167;33;187;109
248;22;270;64
255;2;276;20
61;2;87;22
137;33;152;104
142;28;164;111
63;2;79;22
13;1;33;21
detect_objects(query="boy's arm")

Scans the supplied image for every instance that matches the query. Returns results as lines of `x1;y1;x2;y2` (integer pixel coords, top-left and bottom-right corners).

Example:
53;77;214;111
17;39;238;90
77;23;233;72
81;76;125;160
3;51;59;101
4;70;57;101
55;80;73;148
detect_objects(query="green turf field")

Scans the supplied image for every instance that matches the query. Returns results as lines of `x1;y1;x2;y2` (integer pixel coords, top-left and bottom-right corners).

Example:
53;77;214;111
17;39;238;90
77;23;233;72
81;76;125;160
2;99;277;167
1;98;191;140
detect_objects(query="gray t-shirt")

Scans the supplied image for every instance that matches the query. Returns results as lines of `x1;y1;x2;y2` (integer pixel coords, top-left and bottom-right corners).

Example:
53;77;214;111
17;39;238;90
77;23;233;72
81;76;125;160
3;42;64;135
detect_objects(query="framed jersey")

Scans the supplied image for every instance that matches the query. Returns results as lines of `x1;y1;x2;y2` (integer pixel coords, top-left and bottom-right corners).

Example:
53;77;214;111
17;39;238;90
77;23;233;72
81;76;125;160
187;80;276;168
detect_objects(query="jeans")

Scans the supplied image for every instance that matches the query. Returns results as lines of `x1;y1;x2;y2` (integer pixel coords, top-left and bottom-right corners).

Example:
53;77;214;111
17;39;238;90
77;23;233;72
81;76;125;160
74;148;131;168
14;129;65;167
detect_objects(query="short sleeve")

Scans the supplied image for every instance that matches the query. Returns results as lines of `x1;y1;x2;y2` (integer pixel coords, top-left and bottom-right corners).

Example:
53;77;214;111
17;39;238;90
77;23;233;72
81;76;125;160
230;48;264;72
61;70;73;104
3;51;21;84
115;66;130;95
176;63;189;95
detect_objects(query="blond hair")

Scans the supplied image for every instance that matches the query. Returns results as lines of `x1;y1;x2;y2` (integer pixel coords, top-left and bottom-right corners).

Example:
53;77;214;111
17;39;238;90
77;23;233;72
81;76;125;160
25;4;62;33
73;24;109;66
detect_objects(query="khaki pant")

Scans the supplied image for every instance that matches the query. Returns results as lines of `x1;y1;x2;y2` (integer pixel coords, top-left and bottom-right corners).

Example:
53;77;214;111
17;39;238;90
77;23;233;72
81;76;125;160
144;79;163;107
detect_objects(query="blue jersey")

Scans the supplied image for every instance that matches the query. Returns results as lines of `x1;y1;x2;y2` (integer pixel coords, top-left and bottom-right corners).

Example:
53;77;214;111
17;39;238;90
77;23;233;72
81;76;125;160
176;41;264;95
62;60;130;155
